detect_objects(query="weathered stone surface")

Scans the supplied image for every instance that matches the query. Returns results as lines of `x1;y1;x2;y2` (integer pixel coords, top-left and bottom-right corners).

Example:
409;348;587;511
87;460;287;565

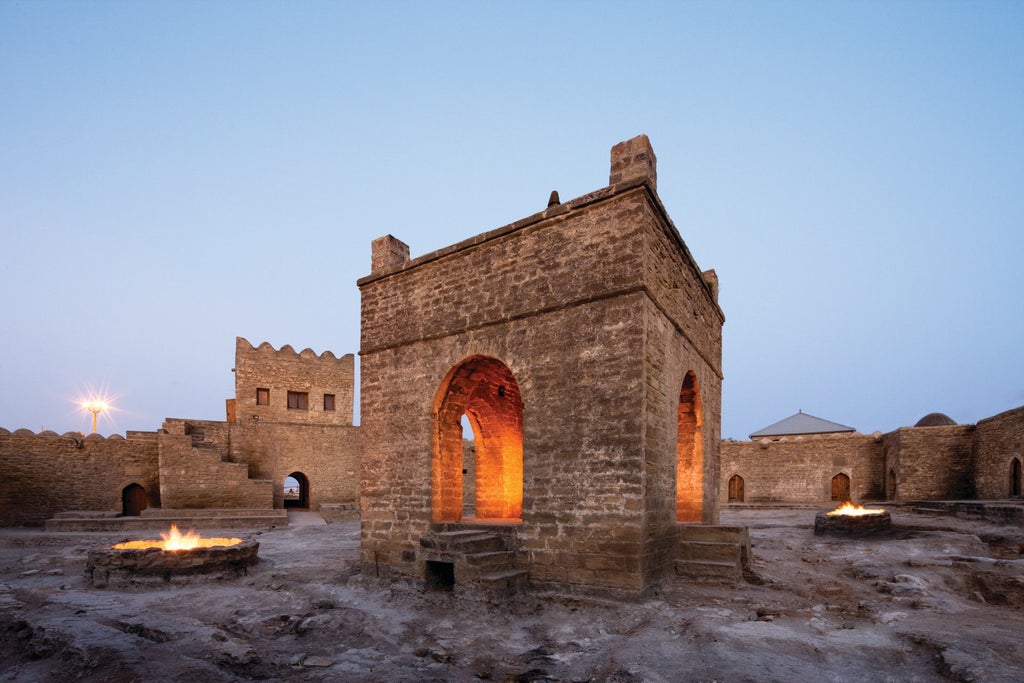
358;135;725;595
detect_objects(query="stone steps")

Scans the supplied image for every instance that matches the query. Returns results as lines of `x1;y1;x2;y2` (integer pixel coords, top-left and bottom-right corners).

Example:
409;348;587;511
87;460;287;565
419;527;525;595
44;508;287;532
675;559;743;582
676;525;752;584
477;568;529;595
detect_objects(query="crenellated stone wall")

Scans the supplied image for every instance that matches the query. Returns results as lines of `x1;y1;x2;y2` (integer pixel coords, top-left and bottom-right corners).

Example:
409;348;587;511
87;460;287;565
0;429;160;526
233;337;355;427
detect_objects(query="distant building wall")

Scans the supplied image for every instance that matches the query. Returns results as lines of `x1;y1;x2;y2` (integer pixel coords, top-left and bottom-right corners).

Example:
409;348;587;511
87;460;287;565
973;406;1024;499
721;433;884;505
0;429;160;526
884;425;974;501
233;337;355;427
228;421;360;509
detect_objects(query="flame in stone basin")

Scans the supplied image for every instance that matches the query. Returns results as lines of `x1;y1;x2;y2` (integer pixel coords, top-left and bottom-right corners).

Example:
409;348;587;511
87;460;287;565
827;502;886;517
112;524;243;551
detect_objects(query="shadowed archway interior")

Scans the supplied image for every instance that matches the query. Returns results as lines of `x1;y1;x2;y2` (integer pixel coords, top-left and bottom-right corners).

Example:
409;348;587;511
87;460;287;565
432;356;523;522
677;371;704;522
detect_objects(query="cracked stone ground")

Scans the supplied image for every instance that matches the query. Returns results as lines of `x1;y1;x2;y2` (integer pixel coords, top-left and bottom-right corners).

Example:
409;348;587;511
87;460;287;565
2;508;1023;682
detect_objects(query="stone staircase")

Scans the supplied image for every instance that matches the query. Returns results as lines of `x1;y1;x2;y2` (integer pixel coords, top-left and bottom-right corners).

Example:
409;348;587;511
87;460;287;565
158;421;274;510
419;524;526;596
675;525;751;583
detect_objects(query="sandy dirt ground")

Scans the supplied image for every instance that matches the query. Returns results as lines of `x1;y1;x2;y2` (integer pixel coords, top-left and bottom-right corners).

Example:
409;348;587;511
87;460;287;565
2;507;1024;682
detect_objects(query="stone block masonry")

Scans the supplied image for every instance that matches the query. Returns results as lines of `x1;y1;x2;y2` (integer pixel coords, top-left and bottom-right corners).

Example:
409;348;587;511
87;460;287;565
358;135;725;595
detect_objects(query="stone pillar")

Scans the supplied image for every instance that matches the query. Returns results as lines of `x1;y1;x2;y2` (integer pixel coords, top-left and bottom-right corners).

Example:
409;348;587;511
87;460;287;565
609;134;657;190
371;235;410;273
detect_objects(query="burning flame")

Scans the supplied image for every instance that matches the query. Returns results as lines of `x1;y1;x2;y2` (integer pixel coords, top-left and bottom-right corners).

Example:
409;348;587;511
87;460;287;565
112;525;242;550
827;502;885;517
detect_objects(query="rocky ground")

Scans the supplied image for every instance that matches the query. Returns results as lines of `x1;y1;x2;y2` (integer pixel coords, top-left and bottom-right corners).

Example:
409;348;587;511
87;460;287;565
2;507;1024;682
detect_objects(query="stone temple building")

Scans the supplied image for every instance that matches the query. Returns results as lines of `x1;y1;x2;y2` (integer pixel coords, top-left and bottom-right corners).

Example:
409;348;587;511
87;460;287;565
1;133;1022;595
357;135;743;596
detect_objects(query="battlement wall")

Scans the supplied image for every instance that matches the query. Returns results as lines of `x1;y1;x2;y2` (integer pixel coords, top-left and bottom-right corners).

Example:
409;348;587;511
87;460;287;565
233;337;355;426
0;429;160;526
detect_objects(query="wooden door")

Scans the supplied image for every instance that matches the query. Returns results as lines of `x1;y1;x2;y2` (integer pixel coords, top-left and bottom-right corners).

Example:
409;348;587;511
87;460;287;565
728;475;744;503
831;473;851;503
122;484;147;516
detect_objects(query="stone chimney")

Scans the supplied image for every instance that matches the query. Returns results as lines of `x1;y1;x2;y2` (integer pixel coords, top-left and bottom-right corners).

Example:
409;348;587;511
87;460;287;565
609;134;657;191
371;235;410;273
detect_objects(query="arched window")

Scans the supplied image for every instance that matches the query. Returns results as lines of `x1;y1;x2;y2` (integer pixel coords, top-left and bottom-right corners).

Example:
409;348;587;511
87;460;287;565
728;475;744;503
677;371;703;522
432;356;523;522
1010;458;1022;498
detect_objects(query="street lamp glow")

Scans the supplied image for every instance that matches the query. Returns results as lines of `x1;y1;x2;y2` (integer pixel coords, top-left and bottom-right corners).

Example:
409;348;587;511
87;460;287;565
81;399;109;434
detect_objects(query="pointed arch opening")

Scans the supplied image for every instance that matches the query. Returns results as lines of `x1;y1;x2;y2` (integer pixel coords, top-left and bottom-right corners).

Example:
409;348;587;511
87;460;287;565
1010;458;1022;498
122;483;147;517
432;356;523;523
728;474;744;503
887;468;897;501
831;473;851;503
677;371;704;522
284;471;310;509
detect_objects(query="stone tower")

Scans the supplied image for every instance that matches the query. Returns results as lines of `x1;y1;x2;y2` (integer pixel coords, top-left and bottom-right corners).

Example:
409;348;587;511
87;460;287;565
358;135;725;595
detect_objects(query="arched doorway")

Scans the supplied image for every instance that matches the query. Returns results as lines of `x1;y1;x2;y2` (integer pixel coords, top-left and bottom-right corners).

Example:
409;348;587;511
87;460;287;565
728;475;744;503
1010;458;1022;498
677;371;703;522
831;473;851;503
122;484;147;517
284;472;310;509
432;356;523;522
887;468;897;501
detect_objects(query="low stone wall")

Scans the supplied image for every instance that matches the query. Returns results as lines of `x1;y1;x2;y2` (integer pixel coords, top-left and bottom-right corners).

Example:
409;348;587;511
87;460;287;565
0;429;160;526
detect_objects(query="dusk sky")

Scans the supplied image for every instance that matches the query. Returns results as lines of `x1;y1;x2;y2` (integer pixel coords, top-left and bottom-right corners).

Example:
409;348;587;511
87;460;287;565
2;1;1021;440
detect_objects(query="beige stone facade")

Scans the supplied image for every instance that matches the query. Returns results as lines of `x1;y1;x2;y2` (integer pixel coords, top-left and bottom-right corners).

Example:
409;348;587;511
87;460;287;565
721;406;1024;505
358;135;725;595
0;338;360;526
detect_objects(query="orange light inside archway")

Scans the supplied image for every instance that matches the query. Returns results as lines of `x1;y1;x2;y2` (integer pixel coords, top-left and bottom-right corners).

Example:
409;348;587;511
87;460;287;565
677;371;703;523
432;356;523;522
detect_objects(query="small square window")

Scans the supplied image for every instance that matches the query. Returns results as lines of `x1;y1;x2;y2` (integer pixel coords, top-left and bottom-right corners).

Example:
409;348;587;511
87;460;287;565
287;391;308;410
324;394;335;411
256;388;270;406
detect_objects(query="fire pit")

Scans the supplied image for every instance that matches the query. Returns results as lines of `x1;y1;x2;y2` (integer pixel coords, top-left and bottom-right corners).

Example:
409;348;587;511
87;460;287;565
87;525;259;588
814;503;891;536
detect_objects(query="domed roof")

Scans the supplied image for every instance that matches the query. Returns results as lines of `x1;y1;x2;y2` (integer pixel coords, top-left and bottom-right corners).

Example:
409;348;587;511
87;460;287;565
914;412;956;427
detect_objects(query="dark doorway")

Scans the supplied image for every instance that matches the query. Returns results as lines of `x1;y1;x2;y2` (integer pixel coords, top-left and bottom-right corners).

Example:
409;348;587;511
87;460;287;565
284;472;310;509
728;475;744;503
122;484;147;517
831;473;851;503
425;560;455;591
887;468;897;501
1010;459;1022;498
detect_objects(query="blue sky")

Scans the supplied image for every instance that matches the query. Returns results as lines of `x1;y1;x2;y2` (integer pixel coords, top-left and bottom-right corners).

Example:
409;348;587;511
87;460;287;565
1;1;1021;439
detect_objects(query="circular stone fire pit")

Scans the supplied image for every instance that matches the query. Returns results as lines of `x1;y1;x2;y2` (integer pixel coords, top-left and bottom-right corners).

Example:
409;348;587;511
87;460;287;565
86;537;259;588
814;508;892;536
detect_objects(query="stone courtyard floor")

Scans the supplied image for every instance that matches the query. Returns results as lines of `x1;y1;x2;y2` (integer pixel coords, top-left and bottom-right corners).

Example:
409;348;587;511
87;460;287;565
2;507;1024;682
